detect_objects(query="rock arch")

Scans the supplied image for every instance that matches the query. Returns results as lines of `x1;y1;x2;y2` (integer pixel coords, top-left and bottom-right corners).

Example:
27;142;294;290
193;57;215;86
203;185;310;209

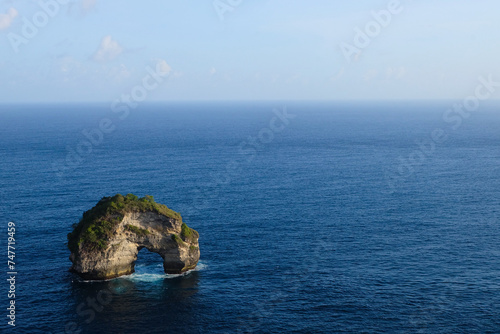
68;196;200;280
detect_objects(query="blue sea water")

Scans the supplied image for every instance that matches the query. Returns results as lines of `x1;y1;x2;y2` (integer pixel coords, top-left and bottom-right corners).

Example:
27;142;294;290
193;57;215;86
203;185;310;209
0;101;500;333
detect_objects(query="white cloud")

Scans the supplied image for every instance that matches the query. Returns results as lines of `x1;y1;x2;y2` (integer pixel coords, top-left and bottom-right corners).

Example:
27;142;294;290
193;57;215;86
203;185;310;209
56;54;135;85
59;56;81;73
209;67;216;76
154;59;172;76
0;7;17;31
55;56;88;84
106;63;131;82
93;35;123;62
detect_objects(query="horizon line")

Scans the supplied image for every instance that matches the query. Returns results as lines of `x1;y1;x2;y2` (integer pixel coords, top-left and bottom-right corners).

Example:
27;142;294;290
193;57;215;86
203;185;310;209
2;98;500;105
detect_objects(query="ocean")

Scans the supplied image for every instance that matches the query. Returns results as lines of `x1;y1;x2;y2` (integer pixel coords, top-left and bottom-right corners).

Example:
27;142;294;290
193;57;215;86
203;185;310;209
1;101;499;333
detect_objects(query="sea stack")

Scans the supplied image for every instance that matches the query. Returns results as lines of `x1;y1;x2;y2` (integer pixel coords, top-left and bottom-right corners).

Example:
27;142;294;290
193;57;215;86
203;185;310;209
67;194;200;280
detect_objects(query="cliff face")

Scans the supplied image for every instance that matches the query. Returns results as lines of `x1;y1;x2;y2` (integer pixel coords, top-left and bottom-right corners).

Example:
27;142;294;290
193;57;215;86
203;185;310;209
68;194;200;280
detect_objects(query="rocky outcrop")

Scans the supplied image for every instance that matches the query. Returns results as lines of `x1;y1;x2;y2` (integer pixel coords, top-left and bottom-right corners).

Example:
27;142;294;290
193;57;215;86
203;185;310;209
68;194;200;280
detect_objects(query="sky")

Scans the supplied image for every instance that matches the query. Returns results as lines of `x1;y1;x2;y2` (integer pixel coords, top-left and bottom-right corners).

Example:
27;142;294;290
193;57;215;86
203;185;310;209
0;0;499;103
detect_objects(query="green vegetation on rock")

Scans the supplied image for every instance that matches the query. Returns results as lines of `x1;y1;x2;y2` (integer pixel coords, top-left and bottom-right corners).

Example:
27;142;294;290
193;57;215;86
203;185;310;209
67;194;182;253
125;224;150;236
171;234;185;246
180;222;199;243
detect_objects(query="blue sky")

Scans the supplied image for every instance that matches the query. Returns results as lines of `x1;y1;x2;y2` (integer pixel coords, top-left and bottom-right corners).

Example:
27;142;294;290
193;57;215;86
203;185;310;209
0;0;499;102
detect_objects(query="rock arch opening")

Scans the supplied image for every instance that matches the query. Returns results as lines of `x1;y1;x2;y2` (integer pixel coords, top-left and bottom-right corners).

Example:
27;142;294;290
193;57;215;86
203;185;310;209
133;247;165;275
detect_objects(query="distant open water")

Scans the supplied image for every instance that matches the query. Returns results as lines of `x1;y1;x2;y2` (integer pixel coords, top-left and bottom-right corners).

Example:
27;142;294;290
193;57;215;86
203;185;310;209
0;101;499;333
